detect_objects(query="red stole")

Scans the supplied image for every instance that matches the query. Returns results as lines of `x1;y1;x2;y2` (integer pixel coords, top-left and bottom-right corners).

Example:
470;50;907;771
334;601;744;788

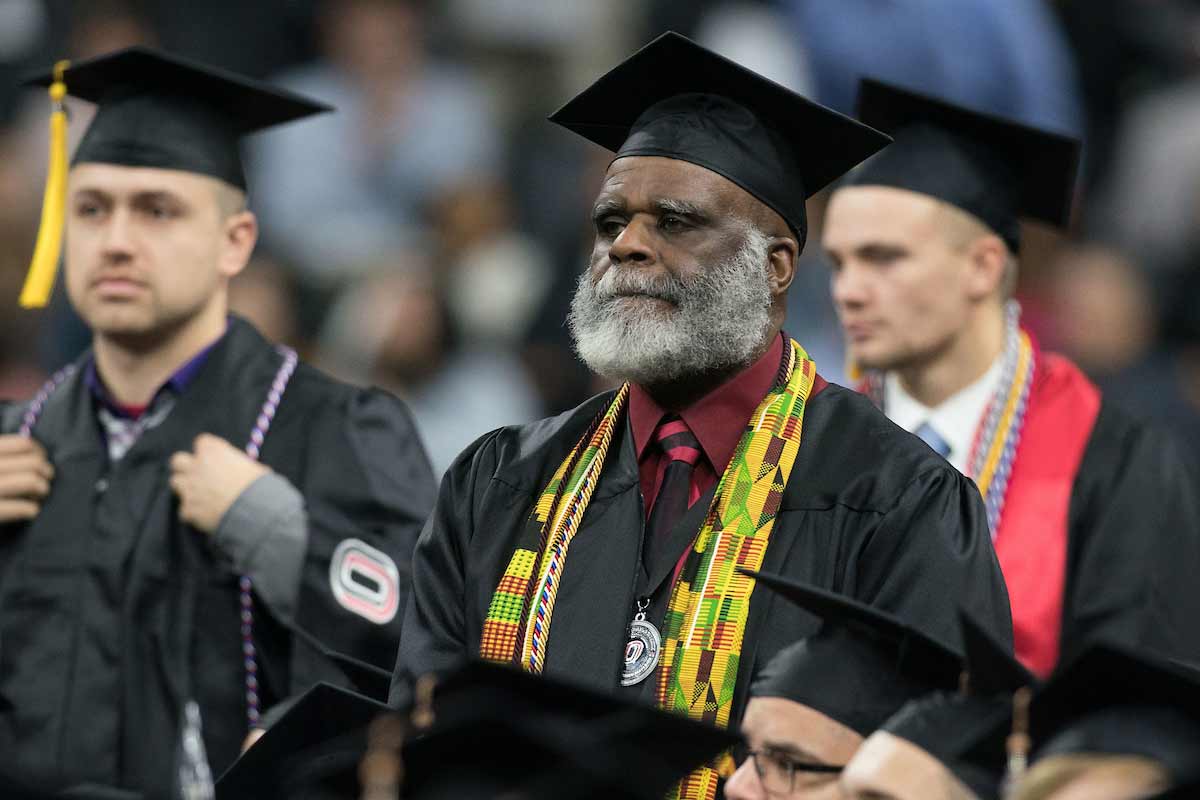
993;348;1099;676
859;344;1100;676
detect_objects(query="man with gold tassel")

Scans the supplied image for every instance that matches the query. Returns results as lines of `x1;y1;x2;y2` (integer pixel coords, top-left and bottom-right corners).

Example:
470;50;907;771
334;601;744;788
0;49;436;795
390;33;1014;799
823;79;1200;678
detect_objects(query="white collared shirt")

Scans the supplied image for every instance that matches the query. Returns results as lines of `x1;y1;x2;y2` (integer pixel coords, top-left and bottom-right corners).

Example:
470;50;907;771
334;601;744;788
884;356;1004;475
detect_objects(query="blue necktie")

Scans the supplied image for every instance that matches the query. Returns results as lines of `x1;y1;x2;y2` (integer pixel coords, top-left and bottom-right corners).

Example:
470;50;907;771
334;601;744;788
914;421;952;461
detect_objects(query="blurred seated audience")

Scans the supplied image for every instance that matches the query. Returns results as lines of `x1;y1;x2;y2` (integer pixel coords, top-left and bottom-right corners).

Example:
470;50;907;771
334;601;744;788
316;253;541;475
248;0;500;296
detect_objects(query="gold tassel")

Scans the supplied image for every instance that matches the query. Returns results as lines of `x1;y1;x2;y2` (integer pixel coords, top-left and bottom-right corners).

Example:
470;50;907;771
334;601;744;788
845;357;862;384
1002;686;1033;796
19;59;71;309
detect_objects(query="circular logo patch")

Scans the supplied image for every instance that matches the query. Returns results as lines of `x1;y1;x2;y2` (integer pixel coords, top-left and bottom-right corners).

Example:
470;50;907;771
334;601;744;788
329;538;401;625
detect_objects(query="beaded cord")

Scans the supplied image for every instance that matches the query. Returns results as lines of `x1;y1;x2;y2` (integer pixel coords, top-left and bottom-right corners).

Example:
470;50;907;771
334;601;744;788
19;364;77;437
237;345;299;727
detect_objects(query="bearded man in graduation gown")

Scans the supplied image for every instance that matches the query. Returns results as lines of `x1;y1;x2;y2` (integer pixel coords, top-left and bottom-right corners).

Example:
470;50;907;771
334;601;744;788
823;79;1200;678
0;49;437;795
390;34;1013;800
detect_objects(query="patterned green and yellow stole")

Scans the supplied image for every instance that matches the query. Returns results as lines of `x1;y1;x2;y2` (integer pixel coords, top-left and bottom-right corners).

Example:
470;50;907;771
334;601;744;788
480;340;816;800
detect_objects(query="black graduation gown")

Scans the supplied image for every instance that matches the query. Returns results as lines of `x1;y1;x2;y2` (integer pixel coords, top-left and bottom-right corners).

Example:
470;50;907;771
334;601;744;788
1060;399;1200;667
390;380;1014;726
0;317;436;796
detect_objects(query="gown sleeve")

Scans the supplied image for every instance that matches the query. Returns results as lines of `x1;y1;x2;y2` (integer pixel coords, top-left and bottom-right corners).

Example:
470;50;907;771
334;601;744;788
285;386;438;693
1;401;22;434
851;464;1015;653
1061;402;1200;665
388;430;501;706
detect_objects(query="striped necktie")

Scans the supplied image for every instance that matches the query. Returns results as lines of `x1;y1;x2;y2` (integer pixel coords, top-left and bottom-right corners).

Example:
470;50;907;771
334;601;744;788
914;420;952;461
646;414;704;545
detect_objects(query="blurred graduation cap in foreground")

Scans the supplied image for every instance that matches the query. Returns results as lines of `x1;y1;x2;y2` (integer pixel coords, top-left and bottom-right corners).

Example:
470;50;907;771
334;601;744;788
217;659;738;800
870;609;1039;798
742;570;964;736
1028;641;1200;787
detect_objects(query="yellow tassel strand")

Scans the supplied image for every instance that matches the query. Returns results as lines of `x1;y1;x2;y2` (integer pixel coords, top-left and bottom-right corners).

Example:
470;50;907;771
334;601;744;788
19;59;71;309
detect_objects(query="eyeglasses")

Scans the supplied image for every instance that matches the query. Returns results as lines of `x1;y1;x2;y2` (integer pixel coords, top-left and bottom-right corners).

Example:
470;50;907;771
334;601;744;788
741;748;844;796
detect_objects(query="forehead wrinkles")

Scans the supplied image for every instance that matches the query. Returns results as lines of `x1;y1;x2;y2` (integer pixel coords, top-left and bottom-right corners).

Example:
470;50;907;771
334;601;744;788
596;156;737;213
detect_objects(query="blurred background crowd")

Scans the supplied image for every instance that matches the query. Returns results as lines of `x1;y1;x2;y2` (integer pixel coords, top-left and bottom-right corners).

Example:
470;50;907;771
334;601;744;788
2;0;1200;473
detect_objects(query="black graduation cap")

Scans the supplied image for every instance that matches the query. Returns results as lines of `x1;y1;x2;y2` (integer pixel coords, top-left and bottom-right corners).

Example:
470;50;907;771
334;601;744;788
321;650;392;703
549;31;891;247
26;46;330;189
1029;642;1200;784
872;610;1039;798
16;47;330;308
283;616;394;702
958;607;1035;697
842;78;1081;253
215;682;389;800
217;660;738;800
743;570;963;736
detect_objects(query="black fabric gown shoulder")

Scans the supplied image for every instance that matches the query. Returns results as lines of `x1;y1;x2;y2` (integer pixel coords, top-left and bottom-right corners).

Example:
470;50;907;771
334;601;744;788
0;317;436;797
1061;398;1200;667
391;379;1013;728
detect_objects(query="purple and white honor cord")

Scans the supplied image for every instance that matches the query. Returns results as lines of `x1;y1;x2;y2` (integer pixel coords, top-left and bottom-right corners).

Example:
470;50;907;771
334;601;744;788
239;345;299;728
18;365;77;438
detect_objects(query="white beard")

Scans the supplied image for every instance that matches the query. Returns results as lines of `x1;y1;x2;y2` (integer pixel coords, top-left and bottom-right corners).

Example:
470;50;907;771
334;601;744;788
568;227;775;385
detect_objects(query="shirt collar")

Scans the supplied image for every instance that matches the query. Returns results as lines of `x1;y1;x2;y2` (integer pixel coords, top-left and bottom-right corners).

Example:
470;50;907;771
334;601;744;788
85;325;227;419
630;333;785;474
884;354;1005;473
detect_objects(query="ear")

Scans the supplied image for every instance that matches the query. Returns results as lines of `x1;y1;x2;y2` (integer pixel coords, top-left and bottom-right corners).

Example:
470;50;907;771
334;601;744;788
767;235;799;298
964;233;1008;302
217;210;258;280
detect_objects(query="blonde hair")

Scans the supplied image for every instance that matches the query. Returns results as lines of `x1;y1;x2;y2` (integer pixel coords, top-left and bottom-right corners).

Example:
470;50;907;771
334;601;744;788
935;200;1018;299
1008;753;1171;800
215;181;248;219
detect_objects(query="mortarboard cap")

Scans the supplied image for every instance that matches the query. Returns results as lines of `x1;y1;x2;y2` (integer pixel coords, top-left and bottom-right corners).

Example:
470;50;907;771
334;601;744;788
958;607;1035;697
875;609;1039;796
282;616;394;702
1029;642;1200;784
549;31;891;248
842;78;1080;253
26;46;330;189
217;660;737;800
320;649;392;703
743;570;963;736
17;47;330;308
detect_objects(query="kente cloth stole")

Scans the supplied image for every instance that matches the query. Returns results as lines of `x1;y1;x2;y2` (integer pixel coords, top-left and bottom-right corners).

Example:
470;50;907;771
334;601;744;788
480;340;816;800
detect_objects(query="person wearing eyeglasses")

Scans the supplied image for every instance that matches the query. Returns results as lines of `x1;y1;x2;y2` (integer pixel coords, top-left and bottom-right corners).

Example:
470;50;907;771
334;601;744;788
724;573;964;799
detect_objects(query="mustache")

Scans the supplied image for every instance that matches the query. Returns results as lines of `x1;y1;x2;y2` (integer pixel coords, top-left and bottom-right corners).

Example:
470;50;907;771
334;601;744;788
593;268;686;305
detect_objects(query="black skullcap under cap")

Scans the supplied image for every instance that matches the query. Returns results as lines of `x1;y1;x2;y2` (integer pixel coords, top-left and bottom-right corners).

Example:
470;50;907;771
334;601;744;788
1030;642;1200;783
881;694;1011;799
842;78;1080;253
875;609;1040;797
744;571;963;737
549;31;891;248
26;46;331;190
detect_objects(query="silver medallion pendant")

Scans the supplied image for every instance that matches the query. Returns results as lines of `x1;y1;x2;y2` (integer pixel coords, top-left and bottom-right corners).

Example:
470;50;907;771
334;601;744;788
621;598;662;686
